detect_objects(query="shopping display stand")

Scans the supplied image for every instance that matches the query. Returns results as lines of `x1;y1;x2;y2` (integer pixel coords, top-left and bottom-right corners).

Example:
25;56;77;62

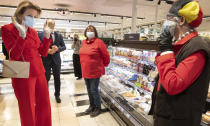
100;40;210;126
203;97;210;126
201;121;210;126
114;40;159;51
100;40;157;126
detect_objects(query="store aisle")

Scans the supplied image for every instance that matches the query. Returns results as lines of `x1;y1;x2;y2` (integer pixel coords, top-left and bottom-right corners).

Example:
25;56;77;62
0;74;119;126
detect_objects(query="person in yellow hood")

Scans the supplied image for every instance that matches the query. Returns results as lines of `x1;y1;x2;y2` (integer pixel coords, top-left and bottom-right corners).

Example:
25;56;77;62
149;0;210;126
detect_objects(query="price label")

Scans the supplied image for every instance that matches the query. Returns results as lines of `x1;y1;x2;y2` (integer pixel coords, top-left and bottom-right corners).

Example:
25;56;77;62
111;99;114;103
125;113;130;118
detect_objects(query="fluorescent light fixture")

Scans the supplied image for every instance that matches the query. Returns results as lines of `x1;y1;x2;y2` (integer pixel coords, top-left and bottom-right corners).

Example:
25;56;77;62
0;21;11;23
70;28;86;30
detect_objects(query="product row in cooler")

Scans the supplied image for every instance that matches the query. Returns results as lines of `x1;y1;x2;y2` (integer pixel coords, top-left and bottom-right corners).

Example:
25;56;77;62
103;46;210;126
202;111;210;125
101;75;152;114
109;47;158;92
101;47;158;115
201;87;210;125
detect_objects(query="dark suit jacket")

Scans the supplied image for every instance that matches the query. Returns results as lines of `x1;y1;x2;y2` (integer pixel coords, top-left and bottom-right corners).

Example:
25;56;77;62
2;42;9;60
38;31;66;66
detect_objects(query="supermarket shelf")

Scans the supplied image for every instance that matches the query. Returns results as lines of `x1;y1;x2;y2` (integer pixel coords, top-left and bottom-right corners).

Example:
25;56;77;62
108;68;152;96
101;97;127;126
115;40;159;51
201;121;210;126
112;55;138;62
101;87;142;126
110;63;138;75
100;82;153;126
125;80;152;96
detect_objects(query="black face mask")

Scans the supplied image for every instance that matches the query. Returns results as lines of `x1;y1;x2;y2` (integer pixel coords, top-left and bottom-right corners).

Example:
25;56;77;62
74;38;78;41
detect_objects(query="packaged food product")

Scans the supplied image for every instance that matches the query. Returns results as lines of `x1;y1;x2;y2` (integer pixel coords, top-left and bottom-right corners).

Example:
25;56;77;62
202;114;210;123
208;92;210;99
123;92;135;97
206;111;210;116
139;103;151;113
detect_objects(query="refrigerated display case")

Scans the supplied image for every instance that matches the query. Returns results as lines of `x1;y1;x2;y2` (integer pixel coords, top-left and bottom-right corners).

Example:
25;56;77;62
60;39;74;73
202;87;210;126
100;41;210;126
100;41;158;126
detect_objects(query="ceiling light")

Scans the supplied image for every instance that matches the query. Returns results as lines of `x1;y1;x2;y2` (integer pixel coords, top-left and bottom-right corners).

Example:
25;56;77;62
0;21;10;23
57;8;70;16
54;3;71;7
157;0;174;5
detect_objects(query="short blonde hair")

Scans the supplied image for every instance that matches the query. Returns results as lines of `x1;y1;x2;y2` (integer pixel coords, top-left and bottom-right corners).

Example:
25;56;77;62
14;1;41;24
45;19;55;29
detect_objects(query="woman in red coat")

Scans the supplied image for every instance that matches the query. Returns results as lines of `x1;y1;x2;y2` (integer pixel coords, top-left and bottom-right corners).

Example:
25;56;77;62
79;25;110;117
1;1;52;126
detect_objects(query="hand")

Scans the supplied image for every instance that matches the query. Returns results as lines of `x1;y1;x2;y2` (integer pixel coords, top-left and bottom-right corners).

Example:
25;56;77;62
157;29;173;52
48;49;56;55
11;17;27;39
0;54;5;60
48;49;53;54
52;45;58;52
43;24;52;39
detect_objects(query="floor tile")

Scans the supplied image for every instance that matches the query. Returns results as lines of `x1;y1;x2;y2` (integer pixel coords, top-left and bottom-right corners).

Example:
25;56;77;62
60;119;80;126
95;112;120;126
77;115;98;126
0;74;119;126
0;120;20;126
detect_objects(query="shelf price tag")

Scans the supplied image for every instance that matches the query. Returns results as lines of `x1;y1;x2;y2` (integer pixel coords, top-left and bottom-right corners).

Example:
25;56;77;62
111;99;114;103
139;89;144;93
126;113;130;118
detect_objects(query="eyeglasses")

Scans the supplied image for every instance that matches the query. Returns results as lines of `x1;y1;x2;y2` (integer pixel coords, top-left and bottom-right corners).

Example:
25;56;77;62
166;14;180;21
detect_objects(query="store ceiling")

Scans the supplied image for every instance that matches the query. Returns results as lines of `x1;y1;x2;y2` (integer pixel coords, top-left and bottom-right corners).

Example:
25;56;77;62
0;0;168;24
1;0;210;17
1;0;160;17
0;0;210;32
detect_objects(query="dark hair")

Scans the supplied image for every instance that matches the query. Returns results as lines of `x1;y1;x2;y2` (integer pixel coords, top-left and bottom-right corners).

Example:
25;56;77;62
84;25;98;38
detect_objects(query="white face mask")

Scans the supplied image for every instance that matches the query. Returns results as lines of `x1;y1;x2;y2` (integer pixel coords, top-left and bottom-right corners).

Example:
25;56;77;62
86;32;95;39
162;20;177;36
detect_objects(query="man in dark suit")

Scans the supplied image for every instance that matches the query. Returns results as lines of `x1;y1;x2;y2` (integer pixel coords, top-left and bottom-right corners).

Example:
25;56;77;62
38;19;66;103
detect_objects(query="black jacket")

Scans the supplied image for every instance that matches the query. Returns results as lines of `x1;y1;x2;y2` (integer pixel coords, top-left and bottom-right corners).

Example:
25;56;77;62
38;31;66;65
150;36;210;126
2;42;9;60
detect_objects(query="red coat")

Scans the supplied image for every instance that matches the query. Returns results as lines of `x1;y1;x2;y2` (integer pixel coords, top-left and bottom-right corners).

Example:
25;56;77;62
79;38;110;79
156;31;206;95
1;23;52;77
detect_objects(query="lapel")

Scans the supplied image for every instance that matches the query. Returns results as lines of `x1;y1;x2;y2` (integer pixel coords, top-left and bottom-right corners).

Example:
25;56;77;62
53;32;58;44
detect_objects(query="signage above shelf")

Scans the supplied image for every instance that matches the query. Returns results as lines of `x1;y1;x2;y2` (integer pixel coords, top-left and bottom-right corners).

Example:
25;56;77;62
114;40;160;51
